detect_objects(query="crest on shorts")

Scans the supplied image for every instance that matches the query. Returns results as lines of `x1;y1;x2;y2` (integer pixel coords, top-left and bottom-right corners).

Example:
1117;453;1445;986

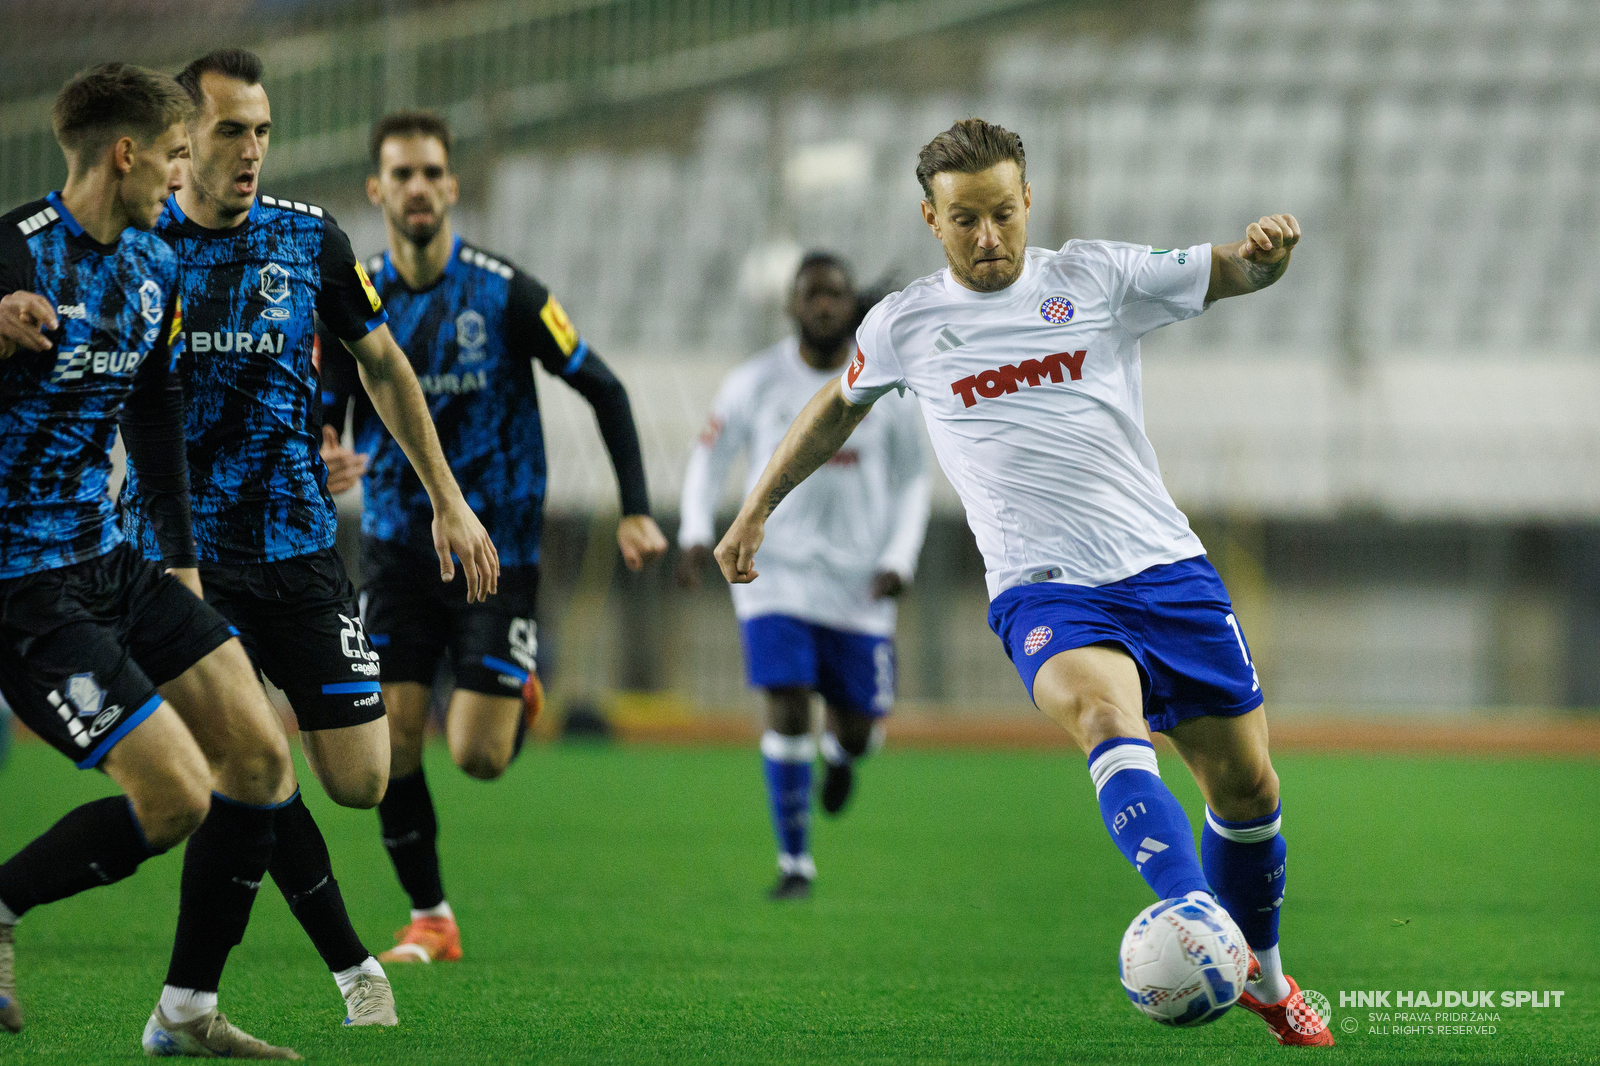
67;673;105;717
1039;296;1074;324
1023;625;1053;656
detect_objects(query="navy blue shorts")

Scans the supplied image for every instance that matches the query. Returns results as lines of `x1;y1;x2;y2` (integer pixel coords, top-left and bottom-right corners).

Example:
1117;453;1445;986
987;557;1263;733
738;615;894;718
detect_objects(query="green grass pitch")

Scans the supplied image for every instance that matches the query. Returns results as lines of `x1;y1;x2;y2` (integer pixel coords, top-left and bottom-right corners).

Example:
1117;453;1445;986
1;739;1596;1064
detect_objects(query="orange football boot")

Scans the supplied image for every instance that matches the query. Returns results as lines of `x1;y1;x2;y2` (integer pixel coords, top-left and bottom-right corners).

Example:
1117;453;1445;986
377;915;462;964
1237;974;1336;1046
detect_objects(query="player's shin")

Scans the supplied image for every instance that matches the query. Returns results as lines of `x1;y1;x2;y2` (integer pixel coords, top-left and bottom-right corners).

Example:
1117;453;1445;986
269;791;372;975
1202;804;1290;1002
0;797;162;921
1089;738;1209;899
761;731;815;877
161;793;278;1017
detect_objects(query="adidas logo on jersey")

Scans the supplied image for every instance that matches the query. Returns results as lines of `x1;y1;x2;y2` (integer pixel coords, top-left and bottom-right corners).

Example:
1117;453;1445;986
50;344;148;383
949;349;1087;408
931;326;964;354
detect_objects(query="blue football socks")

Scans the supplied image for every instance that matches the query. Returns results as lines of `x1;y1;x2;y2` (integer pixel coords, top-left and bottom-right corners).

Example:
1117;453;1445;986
1201;803;1286;950
1088;738;1210;899
761;731;815;877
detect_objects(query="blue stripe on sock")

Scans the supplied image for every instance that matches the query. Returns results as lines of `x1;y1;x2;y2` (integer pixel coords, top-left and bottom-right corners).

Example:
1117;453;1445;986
1202;804;1286;949
75;693;163;769
322;681;381;694
211;788;300;811
481;656;529;683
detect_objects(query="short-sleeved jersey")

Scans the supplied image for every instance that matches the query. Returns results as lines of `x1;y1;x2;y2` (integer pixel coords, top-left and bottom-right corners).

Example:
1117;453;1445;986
328;237;587;567
842;240;1212;599
679;338;929;636
0;194;183;578
120;193;386;564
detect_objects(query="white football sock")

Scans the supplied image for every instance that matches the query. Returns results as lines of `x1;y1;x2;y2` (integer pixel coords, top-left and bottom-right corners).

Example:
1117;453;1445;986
411;900;454;922
1248;944;1292;1004
820;732;851;767
333;955;386;997
777;853;816;880
0;896;18;925
158;985;217;1024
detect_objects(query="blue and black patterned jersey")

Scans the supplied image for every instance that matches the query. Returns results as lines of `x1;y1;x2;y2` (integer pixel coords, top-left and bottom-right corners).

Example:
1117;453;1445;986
321;236;648;567
0;193;190;579
121;192;386;565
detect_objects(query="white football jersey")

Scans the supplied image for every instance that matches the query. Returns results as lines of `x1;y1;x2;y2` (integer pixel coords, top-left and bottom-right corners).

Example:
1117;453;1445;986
841;240;1210;599
680;336;930;636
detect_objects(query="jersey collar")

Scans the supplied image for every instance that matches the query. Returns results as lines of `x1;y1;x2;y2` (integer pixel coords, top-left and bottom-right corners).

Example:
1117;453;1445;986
46;191;120;255
162;193;265;236
939;248;1038;304
381;234;460;295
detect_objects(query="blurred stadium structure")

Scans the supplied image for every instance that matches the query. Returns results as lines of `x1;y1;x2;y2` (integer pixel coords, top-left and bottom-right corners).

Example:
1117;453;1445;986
11;0;1600;720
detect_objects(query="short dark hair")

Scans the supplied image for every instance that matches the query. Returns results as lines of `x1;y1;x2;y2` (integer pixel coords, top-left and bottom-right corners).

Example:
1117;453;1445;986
369;111;452;170
52;62;192;157
915;118;1026;201
176;48;264;110
794;250;852;289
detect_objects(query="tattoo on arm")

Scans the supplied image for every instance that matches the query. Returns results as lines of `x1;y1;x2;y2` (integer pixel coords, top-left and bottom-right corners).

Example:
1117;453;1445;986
763;474;797;517
1238;254;1286;290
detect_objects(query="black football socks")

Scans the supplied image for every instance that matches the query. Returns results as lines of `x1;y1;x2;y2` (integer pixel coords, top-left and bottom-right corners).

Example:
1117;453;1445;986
376;769;446;910
0;797;159;920
268;791;369;973
164;794;276;994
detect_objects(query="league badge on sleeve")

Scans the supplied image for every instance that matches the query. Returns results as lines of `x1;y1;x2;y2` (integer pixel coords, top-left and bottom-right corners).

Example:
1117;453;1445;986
540;295;579;356
355;260;382;313
847;348;864;387
1039;296;1074;324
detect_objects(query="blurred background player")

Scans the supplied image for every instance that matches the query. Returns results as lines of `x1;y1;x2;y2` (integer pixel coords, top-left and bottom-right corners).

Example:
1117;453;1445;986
118;49;498;1026
319;111;665;962
678;253;929;900
0;63;299;1058
716;119;1330;1046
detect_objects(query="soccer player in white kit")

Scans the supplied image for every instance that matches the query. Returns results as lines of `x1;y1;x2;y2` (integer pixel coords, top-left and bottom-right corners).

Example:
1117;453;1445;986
678;253;930;900
715;120;1332;1045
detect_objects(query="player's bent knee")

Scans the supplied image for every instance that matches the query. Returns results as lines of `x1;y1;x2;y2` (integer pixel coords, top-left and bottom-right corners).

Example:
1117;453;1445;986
1067;697;1143;752
452;743;510;781
318;765;387;808
1209;761;1280;821
129;769;213;851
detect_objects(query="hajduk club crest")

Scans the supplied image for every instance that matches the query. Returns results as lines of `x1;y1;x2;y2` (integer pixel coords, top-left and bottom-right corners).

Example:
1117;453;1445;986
1023;625;1053;656
1039;296;1074;324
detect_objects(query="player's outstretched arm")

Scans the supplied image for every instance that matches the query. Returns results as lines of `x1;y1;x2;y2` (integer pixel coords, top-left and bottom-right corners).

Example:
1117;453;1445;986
1206;213;1300;302
345;324;500;601
715;378;870;584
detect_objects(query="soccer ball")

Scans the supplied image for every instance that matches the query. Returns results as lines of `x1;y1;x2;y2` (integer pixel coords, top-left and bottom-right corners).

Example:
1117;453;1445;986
1118;895;1251;1026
